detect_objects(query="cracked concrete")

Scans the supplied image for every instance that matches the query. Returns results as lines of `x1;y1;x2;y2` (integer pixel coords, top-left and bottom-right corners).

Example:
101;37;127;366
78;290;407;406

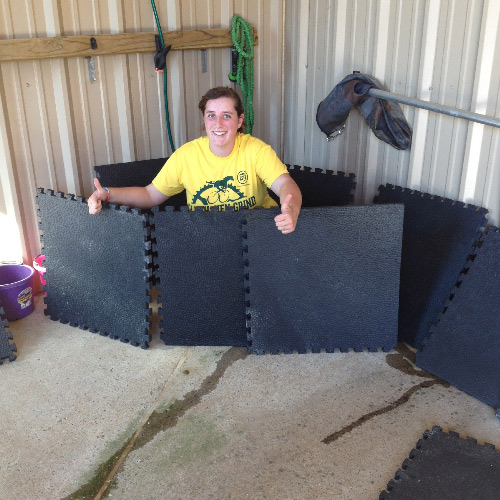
1;294;499;500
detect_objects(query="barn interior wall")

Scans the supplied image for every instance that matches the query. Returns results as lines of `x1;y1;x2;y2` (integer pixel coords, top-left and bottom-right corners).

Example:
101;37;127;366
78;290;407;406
1;0;499;265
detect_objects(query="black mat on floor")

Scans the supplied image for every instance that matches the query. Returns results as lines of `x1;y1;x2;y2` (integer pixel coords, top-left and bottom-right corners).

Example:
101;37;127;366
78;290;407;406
416;228;500;409
374;184;487;348
379;426;500;499
37;189;153;348
153;207;247;347
94;157;187;208
0;304;17;364
244;205;404;354
268;165;356;207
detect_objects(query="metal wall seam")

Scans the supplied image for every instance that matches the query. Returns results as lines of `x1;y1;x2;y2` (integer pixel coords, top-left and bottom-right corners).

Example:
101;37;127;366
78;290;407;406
364;0;392;203
109;0;133;164
483;115;500;215
280;0;286;159
445;0;482;200
0;86;23;262
329;0;349;174
3;60;40;264
461;0;500;206
254;0;282;151
428;0;460;197
408;0;441;190
349;0;371;202
0;0;35;263
307;0;329;169
283;0;309;166
164;0;183;156
42;0;79;195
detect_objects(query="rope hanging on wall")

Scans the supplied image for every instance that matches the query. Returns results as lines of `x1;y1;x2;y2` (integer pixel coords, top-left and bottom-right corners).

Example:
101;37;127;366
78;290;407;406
231;15;255;135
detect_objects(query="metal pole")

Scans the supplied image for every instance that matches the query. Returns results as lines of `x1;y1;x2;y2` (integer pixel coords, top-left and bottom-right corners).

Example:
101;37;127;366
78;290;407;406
367;88;500;129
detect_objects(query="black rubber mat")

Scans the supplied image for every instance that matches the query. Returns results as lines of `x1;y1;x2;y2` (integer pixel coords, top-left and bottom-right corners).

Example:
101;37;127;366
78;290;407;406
94;157;187;208
244;205;404;354
416;228;500;409
374;184;487;348
268;165;356;207
0;304;17;364
379;426;500;499
37;189;153;348
153;206;247;347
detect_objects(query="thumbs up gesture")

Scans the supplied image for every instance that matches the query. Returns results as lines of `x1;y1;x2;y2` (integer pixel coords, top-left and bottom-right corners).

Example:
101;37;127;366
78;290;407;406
274;193;298;234
88;178;108;215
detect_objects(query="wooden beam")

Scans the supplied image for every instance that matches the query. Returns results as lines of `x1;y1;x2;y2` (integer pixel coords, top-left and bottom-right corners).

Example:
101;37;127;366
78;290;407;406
0;28;258;63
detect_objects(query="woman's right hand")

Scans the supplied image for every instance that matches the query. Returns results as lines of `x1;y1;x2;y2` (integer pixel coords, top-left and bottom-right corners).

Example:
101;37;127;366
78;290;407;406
88;178;108;215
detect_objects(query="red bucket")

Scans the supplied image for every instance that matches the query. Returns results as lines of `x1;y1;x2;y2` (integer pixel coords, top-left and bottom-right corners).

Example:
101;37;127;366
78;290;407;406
33;254;46;286
0;264;35;321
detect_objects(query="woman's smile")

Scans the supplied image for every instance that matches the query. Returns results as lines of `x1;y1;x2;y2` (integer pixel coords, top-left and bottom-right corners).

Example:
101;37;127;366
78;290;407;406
203;97;244;157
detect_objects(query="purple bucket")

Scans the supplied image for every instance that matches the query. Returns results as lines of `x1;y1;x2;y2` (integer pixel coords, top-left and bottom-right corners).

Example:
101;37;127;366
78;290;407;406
0;264;35;321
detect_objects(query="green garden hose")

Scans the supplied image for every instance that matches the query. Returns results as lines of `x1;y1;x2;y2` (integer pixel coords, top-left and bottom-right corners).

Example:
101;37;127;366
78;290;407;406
231;15;255;135
151;0;175;152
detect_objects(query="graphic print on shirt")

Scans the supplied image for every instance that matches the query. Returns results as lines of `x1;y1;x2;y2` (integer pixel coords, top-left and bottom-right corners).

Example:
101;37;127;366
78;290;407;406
190;172;256;209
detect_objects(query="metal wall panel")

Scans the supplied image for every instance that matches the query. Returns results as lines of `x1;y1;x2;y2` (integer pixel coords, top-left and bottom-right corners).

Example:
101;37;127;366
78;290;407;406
0;0;283;266
283;0;500;229
2;0;500;268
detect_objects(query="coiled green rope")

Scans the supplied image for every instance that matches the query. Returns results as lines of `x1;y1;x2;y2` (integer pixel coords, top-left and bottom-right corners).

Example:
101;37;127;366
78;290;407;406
150;0;175;152
231;15;255;135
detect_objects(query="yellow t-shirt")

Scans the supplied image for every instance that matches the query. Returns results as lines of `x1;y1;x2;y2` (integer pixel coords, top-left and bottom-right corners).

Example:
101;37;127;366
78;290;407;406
152;133;287;209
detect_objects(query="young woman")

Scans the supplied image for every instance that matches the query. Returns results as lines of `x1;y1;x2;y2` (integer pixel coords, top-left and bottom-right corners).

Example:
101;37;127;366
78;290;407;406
88;86;301;234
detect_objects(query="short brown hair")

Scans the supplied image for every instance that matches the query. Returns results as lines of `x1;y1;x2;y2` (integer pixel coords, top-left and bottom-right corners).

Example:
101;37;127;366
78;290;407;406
198;86;246;133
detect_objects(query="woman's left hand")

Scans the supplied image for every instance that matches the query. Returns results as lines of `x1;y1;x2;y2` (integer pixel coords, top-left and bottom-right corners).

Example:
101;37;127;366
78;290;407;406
274;193;299;234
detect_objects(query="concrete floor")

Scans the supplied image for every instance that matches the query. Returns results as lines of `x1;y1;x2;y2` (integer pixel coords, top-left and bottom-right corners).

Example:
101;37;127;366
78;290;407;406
1;293;499;500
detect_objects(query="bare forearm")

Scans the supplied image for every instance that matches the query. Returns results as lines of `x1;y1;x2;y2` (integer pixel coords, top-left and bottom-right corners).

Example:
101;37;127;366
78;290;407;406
105;186;159;209
278;179;302;214
88;179;168;214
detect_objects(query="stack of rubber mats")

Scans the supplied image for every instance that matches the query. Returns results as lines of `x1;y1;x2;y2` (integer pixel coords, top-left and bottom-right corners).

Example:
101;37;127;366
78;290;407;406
94;157;187;208
416;228;500;409
154;204;404;353
37;189;153;348
37;186;402;352
268;165;356;207
0;302;17;364
379;426;500;499
374;184;487;348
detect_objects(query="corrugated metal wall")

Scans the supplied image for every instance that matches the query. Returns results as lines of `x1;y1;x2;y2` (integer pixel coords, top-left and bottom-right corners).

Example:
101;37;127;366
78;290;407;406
1;0;500;269
283;0;500;224
0;0;284;265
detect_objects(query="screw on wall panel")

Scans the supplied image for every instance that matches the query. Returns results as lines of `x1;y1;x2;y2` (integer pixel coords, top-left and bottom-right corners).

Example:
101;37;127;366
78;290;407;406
90;37;98;50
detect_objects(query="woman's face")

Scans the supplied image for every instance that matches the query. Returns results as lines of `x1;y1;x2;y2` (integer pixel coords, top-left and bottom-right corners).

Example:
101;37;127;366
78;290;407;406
203;97;244;157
